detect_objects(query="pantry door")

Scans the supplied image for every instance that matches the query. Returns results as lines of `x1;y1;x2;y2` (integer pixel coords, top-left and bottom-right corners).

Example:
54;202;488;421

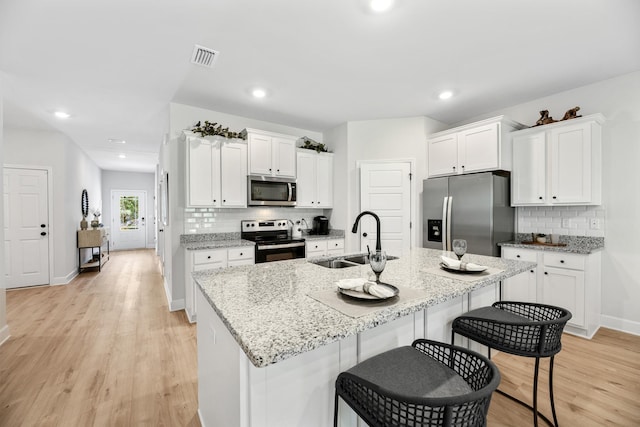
111;190;147;250
359;161;412;257
4;167;50;288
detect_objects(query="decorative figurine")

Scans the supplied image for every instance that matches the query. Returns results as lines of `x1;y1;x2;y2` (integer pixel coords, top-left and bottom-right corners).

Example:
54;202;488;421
533;110;557;127
561;106;582;121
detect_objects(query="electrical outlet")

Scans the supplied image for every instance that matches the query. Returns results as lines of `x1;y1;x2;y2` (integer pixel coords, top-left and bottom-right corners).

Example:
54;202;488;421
562;218;571;228
590;218;601;230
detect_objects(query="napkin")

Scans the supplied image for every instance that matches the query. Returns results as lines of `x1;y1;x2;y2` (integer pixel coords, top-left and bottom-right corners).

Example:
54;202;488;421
337;278;395;298
440;256;488;272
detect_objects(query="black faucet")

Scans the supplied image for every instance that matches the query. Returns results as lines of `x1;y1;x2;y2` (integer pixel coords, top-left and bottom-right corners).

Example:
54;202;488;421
352;211;382;253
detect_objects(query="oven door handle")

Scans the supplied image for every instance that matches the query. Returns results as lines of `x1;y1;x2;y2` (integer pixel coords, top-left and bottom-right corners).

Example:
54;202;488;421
257;242;305;250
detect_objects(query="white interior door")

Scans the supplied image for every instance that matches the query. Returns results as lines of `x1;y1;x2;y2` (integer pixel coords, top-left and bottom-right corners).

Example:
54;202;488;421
111;190;147;250
359;162;412;256
3;167;50;288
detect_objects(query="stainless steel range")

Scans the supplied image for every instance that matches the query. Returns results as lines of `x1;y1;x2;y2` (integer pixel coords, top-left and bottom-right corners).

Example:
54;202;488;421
241;219;306;263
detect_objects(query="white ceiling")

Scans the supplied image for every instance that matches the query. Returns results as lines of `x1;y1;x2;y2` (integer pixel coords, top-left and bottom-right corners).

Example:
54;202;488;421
1;0;639;173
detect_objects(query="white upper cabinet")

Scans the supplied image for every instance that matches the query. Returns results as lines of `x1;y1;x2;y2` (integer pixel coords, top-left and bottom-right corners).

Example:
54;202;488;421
246;128;297;178
186;134;247;208
296;149;333;208
511;114;604;206
427;116;524;178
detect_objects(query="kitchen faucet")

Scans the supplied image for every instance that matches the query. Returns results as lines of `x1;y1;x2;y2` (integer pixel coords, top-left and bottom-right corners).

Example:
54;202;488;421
351;211;382;252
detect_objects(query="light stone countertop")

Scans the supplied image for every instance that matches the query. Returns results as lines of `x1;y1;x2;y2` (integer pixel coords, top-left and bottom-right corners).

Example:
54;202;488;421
499;234;604;254
193;247;535;368
302;229;345;240
180;232;255;250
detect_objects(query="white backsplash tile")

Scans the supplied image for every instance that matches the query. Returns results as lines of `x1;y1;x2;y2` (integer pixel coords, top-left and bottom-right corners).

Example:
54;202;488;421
183;207;331;234
517;206;605;237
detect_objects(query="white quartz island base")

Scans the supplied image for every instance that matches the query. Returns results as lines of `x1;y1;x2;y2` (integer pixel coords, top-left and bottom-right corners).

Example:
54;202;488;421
196;283;500;427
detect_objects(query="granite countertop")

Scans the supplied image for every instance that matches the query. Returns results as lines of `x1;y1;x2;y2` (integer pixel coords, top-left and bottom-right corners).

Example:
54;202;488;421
499;234;604;254
180;232;254;250
302;229;345;240
193;248;535;368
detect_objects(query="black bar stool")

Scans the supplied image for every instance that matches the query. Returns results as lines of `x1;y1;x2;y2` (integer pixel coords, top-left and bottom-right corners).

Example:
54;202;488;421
451;301;572;427
334;339;501;426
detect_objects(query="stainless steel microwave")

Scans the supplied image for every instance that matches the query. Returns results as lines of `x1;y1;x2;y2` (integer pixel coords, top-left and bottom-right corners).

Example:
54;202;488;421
248;175;297;206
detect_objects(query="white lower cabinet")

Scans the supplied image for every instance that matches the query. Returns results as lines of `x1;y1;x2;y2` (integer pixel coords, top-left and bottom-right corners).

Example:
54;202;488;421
305;238;344;258
185;246;255;322
501;247;601;338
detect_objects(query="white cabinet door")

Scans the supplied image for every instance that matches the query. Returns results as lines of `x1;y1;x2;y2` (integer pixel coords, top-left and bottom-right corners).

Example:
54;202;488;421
458;123;499;174
220;142;247;207
512;132;547;205
503;268;538;302
542;267;585;328
315;154;333;208
188;137;216;207
248;133;273;175
549;122;592;204
325;239;344;256
296;151;316;208
427;133;458;177
273;137;296;178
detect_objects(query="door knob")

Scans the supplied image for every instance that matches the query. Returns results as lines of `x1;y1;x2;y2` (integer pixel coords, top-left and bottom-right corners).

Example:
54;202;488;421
41;232;47;236
362;232;368;237
41;224;46;228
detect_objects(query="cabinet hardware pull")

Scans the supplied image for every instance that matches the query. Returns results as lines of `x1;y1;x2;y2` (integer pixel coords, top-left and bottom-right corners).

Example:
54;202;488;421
223;199;226;202
544;272;548;275
553;196;557;199
452;166;456;170
516;255;520;258
539;196;543;200
240;252;243;256
207;256;211;259
560;260;565;263
530;270;534;273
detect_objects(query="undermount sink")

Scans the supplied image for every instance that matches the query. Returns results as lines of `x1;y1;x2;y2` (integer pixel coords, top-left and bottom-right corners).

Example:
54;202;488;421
310;254;399;269
312;259;361;269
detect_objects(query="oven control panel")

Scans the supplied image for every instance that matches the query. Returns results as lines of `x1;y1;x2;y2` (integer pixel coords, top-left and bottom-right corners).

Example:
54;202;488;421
242;219;289;232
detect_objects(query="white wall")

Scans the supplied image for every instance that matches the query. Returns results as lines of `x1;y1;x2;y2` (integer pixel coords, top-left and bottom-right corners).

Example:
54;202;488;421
331;116;446;252
102;170;156;249
460;71;640;333
3;128;102;284
0;86;8;346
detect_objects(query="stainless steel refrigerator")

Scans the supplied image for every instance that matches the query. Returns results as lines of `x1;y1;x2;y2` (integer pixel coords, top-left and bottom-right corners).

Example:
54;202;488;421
422;171;514;257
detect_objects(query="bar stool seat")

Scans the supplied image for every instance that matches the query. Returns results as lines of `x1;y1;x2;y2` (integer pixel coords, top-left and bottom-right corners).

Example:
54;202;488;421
334;339;500;427
452;302;572;427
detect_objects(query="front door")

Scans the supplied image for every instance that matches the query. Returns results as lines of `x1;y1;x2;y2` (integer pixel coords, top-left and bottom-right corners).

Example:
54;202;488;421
359;162;412;256
3;167;50;288
111;190;147;250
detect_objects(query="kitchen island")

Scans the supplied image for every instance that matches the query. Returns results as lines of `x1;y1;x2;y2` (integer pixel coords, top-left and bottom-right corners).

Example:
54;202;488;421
193;248;534;427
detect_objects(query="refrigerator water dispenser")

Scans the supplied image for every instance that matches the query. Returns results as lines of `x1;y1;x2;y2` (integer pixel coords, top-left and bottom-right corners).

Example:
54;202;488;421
427;219;442;242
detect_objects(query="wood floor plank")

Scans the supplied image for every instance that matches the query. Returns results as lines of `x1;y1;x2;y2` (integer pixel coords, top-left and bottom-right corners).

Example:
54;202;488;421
1;249;638;426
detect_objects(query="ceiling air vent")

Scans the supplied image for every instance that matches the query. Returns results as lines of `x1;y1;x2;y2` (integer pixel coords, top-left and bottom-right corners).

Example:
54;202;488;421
191;45;219;68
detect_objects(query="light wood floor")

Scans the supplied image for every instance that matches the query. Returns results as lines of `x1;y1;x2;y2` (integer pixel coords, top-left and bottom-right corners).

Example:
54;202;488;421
0;250;199;426
1;249;639;426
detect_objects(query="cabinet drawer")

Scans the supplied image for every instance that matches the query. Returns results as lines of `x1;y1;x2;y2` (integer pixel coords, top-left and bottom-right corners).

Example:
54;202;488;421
502;247;537;263
307;240;328;253
228;258;254;267
326;239;344;251
194;249;227;265
543;252;585;270
228;247;253;261
193;262;225;271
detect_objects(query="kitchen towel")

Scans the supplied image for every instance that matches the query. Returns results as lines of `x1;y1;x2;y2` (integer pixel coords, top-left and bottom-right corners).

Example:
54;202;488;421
307;285;429;318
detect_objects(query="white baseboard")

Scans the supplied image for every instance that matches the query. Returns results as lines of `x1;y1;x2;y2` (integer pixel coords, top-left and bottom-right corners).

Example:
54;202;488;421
601;315;640;336
163;276;185;311
0;324;10;347
51;269;78;285
197;409;207;427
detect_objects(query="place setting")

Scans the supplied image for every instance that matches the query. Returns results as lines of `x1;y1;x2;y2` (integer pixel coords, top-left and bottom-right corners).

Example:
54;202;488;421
425;239;504;281
308;250;427;318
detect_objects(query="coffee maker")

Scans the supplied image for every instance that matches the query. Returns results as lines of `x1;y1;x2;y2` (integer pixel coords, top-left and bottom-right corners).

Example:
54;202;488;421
312;216;329;235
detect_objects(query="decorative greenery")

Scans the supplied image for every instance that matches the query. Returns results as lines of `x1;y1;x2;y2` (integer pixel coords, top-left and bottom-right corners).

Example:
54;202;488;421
299;136;329;153
191;120;247;140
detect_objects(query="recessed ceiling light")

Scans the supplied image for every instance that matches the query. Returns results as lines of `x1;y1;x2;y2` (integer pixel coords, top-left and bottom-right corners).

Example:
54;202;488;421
108;138;126;144
118;154;126;159
370;0;394;13
438;91;453;100
252;88;267;98
54;111;70;119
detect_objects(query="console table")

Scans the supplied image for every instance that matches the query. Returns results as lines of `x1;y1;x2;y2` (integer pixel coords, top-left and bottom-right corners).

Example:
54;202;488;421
77;228;110;273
